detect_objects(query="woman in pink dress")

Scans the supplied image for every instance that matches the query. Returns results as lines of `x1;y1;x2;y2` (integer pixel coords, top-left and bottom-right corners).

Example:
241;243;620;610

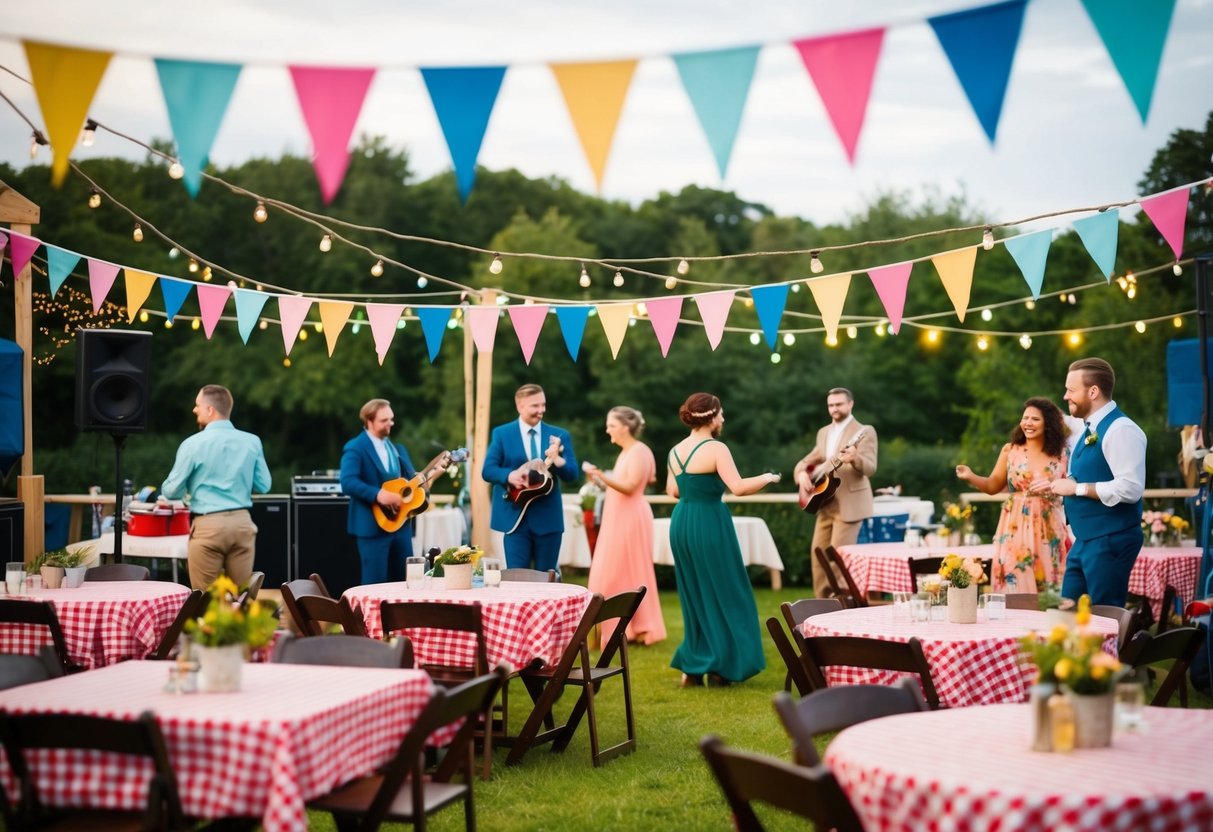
584;406;667;645
955;397;1072;592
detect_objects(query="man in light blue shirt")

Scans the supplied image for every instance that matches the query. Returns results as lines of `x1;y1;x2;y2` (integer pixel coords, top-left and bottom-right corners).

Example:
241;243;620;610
162;384;271;590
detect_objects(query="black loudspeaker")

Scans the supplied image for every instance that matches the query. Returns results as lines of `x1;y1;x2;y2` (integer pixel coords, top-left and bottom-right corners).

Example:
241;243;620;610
0;498;24;561
74;329;152;433
293;497;362;596
251;496;291;587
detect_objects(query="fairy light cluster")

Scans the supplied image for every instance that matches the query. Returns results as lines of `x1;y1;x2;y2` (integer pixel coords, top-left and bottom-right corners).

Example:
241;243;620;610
30;285;125;366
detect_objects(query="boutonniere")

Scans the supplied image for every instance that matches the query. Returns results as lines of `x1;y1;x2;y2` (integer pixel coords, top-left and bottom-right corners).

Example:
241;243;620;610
1084;431;1099;446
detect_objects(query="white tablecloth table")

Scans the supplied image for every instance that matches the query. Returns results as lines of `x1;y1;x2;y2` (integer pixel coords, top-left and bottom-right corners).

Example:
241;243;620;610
827;705;1213;832
412;506;466;556
652;516;784;589
488;503;593;569
0;661;439;832
870;496;935;526
68;533;189;582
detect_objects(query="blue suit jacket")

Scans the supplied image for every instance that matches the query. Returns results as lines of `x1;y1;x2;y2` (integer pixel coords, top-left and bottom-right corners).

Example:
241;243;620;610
340;431;416;538
482;422;578;535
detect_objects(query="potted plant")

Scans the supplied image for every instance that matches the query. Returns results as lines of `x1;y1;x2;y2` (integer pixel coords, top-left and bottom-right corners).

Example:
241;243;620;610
431;545;482;590
52;548;89;588
33;546;91;589
184;575;278;692
939;553;986;623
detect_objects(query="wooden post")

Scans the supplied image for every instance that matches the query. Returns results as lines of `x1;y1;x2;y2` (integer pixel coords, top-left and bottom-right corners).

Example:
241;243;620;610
470;290;496;551
1;180;42;563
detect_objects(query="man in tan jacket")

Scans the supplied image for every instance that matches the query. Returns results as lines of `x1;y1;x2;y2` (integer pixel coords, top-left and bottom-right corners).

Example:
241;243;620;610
794;387;878;596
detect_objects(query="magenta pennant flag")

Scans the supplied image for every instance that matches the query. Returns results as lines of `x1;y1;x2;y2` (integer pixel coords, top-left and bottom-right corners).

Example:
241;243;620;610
87;259;120;313
1139;188;1189;261
508;304;549;365
467;306;499;353
867;261;913;334
694;290;735;350
7;232;41;280
278;295;314;356
794;27;885;164
366;303;405;365
288;66;376;204
646;296;683;357
196;283;232;339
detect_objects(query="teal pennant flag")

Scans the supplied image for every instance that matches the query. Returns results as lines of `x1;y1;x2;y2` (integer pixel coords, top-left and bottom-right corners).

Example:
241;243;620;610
45;245;80;297
234;288;269;344
155;59;242;197
421;67;506;201
158;277;193;323
673;45;760;179
416;307;453;363
929;0;1027;143
751;284;789;350
1080;0;1177;122
554;305;591;361
1072;209;1120;280
1003;229;1052;300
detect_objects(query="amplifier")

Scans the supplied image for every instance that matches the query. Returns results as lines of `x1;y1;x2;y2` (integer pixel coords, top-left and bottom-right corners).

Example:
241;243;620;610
291;475;342;496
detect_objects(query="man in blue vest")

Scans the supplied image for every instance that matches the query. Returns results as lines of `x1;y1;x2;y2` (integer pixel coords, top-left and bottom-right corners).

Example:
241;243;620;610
1040;357;1146;605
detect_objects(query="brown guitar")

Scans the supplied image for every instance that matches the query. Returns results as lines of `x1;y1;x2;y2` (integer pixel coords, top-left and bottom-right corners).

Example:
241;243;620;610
504;437;563;534
373;447;467;534
798;427;869;514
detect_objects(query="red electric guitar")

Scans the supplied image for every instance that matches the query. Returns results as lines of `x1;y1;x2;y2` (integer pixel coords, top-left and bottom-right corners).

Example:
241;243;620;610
798;427;869;514
505;436;563;533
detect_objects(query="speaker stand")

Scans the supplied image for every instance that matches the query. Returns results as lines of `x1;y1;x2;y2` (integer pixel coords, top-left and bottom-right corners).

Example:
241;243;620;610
111;433;126;564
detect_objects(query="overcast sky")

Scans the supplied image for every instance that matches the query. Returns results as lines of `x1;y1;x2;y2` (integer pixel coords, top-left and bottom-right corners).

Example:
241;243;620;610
1;0;1211;228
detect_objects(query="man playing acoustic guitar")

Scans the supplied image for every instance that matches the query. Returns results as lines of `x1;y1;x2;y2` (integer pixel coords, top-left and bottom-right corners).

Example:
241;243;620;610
482;383;578;573
793;387;878;597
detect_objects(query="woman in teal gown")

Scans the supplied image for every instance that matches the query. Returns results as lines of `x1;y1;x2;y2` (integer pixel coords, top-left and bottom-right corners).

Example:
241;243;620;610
665;392;780;687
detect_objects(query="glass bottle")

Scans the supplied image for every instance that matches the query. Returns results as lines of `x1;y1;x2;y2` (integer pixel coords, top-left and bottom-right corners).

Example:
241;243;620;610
1029;683;1055;752
1049;693;1075;753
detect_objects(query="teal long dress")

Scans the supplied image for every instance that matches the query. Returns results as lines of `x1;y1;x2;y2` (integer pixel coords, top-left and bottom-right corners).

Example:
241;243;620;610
668;439;765;682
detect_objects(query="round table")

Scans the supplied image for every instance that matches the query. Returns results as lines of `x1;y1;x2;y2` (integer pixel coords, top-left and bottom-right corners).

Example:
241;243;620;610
801;607;1119;708
343;581;592;671
826;704;1213;831
0;581;191;669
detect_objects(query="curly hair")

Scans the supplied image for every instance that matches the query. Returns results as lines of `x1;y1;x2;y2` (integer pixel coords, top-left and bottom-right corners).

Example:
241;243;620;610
678;392;721;429
1009;397;1070;458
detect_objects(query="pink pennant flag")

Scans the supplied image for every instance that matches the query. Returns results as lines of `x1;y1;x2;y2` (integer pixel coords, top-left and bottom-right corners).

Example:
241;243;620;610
866;262;913;334
508;304;549;365
467;306;499;353
289;66;376;204
7;232;41;280
1139;188;1189;261
87;259;120;312
794;28;885;164
278;295;314;356
366;303;405;365
646;297;683;357
694;290;735;350
196;283;232;339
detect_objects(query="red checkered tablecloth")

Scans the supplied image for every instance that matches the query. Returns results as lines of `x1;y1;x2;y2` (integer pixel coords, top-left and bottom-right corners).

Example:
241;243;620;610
344;581;593;671
0;660;437;832
0;582;191;668
1127;548;1201;620
801;607;1118;708
826;704;1213;832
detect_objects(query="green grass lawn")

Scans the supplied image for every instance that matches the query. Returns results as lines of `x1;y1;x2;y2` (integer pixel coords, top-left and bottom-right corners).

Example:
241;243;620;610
305;577;1211;831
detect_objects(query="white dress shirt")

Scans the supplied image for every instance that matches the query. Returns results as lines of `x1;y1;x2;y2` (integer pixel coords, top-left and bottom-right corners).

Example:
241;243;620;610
826;415;854;460
1066;401;1146;506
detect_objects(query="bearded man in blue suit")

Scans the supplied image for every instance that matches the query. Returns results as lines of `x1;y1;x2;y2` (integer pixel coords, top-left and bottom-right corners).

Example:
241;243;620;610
482;384;578;572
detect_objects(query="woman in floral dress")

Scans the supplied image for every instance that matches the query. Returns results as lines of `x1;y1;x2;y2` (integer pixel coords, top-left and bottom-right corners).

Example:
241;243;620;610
955;397;1071;592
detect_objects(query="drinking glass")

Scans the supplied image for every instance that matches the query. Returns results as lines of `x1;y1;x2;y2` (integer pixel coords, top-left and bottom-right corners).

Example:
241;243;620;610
482;557;503;588
25;574;42;595
1115;682;1146;732
985;592;1006;620
892;591;912;621
405;557;427;590
5;562;25;596
909;595;931;622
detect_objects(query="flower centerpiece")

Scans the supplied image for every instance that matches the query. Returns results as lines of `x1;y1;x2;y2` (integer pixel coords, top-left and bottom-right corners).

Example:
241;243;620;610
1019;594;1125;747
1141;509;1188;547
431;544;483;589
185;575;277;692
940;502;975;543
939;553;986;623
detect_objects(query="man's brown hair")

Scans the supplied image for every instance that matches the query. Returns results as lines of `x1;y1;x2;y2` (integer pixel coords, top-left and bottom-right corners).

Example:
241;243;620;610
1068;357;1115;399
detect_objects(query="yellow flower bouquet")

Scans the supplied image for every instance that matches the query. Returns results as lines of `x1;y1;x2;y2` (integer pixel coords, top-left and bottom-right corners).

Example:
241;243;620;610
940;502;974;534
1141;509;1188;546
1019;595;1123;695
185;575;278;649
938;553;987;590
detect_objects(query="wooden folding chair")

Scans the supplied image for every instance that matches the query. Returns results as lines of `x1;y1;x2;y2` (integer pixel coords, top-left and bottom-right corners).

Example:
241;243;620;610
1090;604;1140;653
781;598;844;632
1120;626;1202;706
765;616;814;697
699;735;865;832
83;563;150;581
0;646;64;691
813;547;864;608
798;634;941;710
272;632;412;668
236;571;266;605
500;568;557;583
293;595;369;637
507;588;645;767
772;678;928;765
0;599;80;675
148;589;210;660
1156;585;1179;634
824;546;868;607
0;711;190;831
906;556;944;592
307;666;509;832
280;574;334;635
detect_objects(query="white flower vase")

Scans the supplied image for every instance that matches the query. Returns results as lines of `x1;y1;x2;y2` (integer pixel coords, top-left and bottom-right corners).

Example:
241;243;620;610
1065;689;1114;748
947;584;978;624
443;562;473;590
197;644;244;692
63;566;88;588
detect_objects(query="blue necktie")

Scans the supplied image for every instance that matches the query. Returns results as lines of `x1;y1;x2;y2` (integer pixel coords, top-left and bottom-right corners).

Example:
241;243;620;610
529;428;540;461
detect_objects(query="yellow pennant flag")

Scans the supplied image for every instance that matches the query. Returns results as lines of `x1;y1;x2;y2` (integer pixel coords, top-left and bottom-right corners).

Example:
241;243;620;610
931;247;978;322
23;41;112;187
123;269;157;323
807;273;852;343
595;303;633;359
317;301;355;356
550;60;637;191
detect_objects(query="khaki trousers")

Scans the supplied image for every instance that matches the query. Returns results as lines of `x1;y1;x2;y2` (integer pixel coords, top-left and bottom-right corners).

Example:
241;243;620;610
188;509;257;591
809;505;861;596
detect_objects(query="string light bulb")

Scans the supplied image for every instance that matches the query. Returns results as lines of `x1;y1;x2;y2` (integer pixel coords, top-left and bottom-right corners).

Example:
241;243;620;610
664;276;677;290
489;254;503;275
579;265;591;288
613;270;624;288
770;353;782;364
1173;316;1184;328
138;310;149;323
1067;332;1082;347
976;336;989;351
416;276;429;289
253;201;268;223
825;334;839;347
980;308;993;322
319;234;332;252
81;119;97;147
875;323;887;337
202;267;213;281
783;333;796;346
191;319;201;331
1025;299;1035;310
846;326;858;339
370;259;384;278
132;223;143;243
810;251;825;274
749;333;761;346
87;189;101;209
168;161;185;180
1173;263;1183;276
1019;333;1032;350
1134;321;1146;333
29;130;46;159
982;228;994;250
676;259;690;275
188;258;199;273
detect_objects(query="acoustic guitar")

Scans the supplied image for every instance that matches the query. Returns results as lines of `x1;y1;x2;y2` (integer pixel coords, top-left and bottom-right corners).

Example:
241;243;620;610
504;436;563;534
798;427;869;514
372;447;468;534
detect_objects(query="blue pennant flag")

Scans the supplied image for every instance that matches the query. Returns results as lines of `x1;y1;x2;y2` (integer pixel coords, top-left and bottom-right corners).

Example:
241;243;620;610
416;307;453;363
155;58;242;197
234;288;269;343
45;246;80;297
751;284;789;350
421;67;507;201
1003;230;1052;300
159;277;193;323
673;45;760;179
554;306;591;361
1072;209;1120;280
1080;0;1177;122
